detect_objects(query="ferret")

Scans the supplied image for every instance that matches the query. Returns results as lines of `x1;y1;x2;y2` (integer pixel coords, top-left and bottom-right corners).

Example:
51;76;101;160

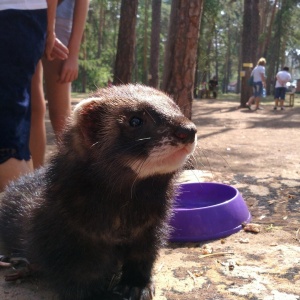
0;84;197;300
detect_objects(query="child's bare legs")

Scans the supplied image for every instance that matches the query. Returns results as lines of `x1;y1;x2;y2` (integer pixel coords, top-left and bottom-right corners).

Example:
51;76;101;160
255;96;261;110
274;98;279;110
246;96;254;106
30;59;72;169
42;58;72;139
30;58;72;169
0;158;33;192
30;61;47;169
246;96;255;110
279;99;284;109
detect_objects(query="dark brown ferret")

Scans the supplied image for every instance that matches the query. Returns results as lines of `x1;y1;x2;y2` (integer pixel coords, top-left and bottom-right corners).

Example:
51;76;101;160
0;84;197;300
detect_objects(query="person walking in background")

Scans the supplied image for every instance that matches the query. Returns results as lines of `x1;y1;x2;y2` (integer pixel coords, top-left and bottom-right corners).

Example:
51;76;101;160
273;66;291;111
251;57;266;110
246;94;255;110
246;67;255;110
30;0;89;169
208;76;218;98
0;0;68;192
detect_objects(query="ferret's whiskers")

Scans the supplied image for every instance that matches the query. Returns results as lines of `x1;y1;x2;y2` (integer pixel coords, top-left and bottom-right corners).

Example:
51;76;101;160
130;158;148;199
200;147;234;173
136;137;151;141
90;141;100;148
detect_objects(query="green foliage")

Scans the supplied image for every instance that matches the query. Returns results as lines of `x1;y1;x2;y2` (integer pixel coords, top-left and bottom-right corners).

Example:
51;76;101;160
74;0;300;94
197;0;243;92
134;0;170;84
73;0;120;92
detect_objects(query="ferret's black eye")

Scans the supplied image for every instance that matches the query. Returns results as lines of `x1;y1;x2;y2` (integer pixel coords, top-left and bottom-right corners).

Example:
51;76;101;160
129;117;143;127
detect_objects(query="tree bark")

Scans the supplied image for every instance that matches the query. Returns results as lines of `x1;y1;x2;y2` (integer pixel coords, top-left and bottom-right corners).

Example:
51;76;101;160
162;0;203;119
149;0;162;88
261;0;278;58
113;0;138;85
240;0;259;107
142;0;150;84
97;2;105;59
81;31;87;93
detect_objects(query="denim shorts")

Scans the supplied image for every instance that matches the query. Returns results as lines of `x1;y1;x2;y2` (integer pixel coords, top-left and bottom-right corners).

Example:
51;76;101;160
274;87;287;100
0;9;47;164
253;81;263;97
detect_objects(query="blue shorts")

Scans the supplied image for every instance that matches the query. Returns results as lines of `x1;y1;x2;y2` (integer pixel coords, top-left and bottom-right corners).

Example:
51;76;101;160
0;9;47;164
253;81;263;97
274;87;287;100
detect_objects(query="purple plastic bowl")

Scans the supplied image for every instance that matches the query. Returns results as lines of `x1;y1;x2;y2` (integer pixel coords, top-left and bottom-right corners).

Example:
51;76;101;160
169;182;251;242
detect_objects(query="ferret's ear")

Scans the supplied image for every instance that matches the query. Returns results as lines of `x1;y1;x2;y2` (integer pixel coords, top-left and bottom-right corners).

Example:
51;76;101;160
73;98;104;145
73;98;100;123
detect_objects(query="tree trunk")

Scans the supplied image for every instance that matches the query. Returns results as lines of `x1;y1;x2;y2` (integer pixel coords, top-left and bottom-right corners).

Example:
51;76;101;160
149;0;162;88
113;0;138;85
97;2;105;59
251;0;260;63
214;29;219;80
81;31;87;93
142;0;150;84
261;0;278;58
162;0;203;119
240;0;259;107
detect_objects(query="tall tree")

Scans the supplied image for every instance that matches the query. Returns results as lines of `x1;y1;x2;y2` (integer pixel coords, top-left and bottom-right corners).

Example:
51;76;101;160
113;0;139;85
73;0;300;94
80;31;87;93
162;0;204;119
258;0;278;58
149;0;162;88
266;0;295;93
143;0;150;83
240;0;259;107
96;0;105;59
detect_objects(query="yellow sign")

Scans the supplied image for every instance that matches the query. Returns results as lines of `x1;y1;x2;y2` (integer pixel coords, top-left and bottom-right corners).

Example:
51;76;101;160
240;71;245;77
243;63;253;68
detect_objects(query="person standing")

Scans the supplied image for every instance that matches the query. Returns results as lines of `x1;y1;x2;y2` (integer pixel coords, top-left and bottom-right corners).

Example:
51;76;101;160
273;66;291;111
30;0;89;169
0;0;68;192
208;76;218;98
251;57;266;110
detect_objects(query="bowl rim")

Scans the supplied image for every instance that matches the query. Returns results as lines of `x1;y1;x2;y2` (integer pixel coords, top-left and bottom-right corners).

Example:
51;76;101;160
174;182;240;211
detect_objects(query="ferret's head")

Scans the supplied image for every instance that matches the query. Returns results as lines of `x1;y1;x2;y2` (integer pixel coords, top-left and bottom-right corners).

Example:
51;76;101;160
71;84;197;179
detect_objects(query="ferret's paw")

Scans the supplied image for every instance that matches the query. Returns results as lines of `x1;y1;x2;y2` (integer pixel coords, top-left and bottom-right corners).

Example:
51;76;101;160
113;282;155;300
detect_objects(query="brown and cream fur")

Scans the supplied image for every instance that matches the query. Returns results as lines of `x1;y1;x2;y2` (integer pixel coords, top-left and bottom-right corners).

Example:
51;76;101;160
0;84;197;300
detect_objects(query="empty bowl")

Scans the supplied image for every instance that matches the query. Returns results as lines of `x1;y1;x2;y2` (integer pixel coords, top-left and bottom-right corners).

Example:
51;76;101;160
169;182;251;242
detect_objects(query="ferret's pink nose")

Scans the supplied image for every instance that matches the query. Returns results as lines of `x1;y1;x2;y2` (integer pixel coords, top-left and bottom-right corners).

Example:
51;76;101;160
174;125;197;143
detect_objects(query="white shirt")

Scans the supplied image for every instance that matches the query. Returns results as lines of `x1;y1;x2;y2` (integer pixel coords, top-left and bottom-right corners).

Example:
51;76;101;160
252;65;265;82
275;70;291;88
0;1;47;11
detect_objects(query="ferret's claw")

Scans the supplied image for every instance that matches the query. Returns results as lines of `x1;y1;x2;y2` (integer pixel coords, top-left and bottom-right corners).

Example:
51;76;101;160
0;261;11;267
0;255;32;281
0;255;12;268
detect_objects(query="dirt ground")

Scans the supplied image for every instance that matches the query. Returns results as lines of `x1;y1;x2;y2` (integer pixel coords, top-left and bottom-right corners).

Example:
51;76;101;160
0;96;299;300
